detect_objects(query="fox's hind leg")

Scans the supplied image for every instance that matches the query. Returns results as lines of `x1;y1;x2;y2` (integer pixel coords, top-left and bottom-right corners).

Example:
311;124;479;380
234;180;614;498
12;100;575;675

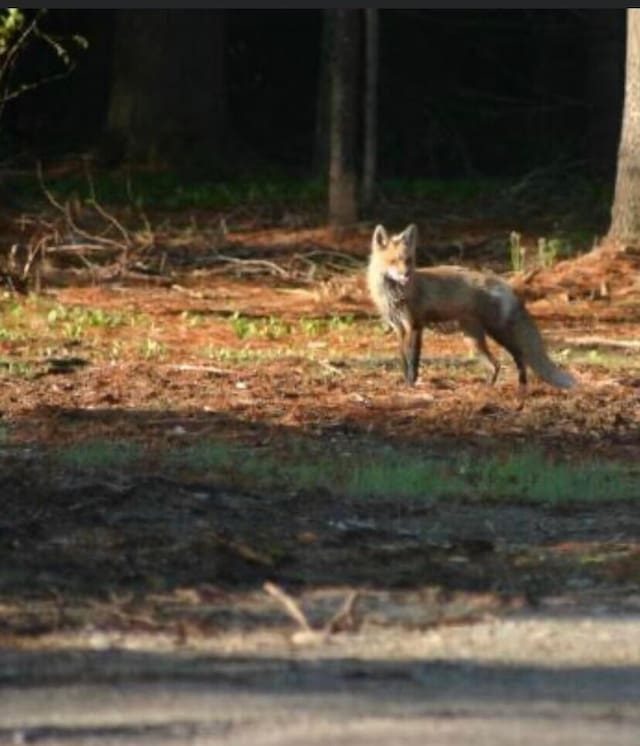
406;327;422;385
460;320;500;385
485;325;528;399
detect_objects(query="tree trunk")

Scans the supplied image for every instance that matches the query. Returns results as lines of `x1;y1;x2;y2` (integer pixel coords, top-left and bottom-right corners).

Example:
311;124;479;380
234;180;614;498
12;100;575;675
585;10;625;180
104;10;226;173
361;8;378;212
313;11;332;180
609;10;640;242
328;9;360;228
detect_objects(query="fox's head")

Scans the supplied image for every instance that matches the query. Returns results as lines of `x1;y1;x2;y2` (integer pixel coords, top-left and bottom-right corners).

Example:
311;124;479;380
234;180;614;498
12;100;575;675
370;224;417;285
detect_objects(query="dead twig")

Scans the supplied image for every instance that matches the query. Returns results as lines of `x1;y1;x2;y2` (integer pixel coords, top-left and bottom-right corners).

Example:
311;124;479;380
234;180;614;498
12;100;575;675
325;590;360;633
213;534;274;567
264;581;361;645
83;156;133;250
316;359;346;377
263;581;314;633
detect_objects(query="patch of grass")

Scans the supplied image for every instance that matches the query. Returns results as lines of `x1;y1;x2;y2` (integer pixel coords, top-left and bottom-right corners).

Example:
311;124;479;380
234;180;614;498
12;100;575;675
380;178;505;204
42;432;640;507
46;305;142;330
471;449;637;504
140;337;167;360
203;346;300;364
566;347;638;370
0;327;28;342
230;312;293;341
180;310;206;328
56;439;143;472
345;457;464;500
299;313;359;337
165;441;234;472
0;360;36;379
119;440;640;505
44;304;145;342
10;171;326;210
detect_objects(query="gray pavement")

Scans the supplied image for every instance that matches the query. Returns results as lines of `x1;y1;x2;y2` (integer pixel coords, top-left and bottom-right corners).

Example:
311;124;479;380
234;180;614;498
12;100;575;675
1;614;640;744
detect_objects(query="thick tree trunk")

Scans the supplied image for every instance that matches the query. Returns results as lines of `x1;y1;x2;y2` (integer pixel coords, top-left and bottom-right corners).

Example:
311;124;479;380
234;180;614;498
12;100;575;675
327;9;360;228
609;10;640;242
105;10;226;172
361;8;378;212
585;10;625;180
313;11;332;180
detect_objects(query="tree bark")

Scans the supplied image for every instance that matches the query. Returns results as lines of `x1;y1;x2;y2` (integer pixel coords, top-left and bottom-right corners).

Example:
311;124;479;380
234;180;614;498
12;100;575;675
585;10;625;180
104;10;226;173
361;8;378;212
327;9;360;228
609;10;640;242
313;11;332;180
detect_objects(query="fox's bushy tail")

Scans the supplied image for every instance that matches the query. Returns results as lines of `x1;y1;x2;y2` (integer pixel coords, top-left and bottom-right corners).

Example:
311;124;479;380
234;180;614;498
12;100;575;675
513;308;577;389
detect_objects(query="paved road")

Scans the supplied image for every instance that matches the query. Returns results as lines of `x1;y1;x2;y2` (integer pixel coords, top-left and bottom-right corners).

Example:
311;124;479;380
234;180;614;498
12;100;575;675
1;615;640;744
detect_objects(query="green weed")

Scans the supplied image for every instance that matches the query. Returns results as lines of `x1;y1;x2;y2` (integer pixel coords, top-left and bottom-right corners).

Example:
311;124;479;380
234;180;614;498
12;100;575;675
230;312;292;341
180;310;205;328
47;305;140;334
140;337;167;359
0;327;28;342
537;236;561;269
298;313;357;337
509;231;525;273
0;360;35;379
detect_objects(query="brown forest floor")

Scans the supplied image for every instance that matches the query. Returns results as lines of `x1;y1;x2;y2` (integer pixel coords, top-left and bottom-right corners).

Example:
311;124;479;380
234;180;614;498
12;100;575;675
0;203;640;657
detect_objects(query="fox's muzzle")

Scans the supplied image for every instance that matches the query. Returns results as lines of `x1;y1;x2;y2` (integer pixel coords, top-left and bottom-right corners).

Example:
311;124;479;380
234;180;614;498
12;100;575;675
386;267;411;285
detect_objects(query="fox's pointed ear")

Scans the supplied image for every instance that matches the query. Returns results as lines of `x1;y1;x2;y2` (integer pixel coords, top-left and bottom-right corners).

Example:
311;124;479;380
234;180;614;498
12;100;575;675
372;225;389;251
400;224;418;251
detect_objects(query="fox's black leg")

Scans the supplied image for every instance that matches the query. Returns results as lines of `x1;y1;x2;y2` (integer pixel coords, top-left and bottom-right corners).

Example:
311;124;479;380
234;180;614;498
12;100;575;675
405;328;422;385
396;327;409;381
503;342;527;389
460;321;500;384
487;327;527;391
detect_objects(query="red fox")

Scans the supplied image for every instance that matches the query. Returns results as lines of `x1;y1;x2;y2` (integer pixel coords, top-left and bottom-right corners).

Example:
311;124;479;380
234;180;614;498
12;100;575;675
367;223;576;391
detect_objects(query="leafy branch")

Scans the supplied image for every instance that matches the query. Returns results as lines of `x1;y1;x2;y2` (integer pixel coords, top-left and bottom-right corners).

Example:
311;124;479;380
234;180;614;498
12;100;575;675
0;9;88;120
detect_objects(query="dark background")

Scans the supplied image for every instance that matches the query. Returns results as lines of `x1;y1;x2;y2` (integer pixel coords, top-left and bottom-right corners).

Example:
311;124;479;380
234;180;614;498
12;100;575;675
0;9;627;184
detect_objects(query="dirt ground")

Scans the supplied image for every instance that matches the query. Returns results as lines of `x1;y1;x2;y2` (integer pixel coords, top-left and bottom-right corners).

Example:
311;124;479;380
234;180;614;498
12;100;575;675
0;207;639;665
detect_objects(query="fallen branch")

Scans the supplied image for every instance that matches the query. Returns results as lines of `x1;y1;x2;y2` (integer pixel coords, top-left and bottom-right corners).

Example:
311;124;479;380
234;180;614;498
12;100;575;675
215;254;290;278
564;336;640;350
160;363;230;375
37;161;125;251
83;156;133;250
